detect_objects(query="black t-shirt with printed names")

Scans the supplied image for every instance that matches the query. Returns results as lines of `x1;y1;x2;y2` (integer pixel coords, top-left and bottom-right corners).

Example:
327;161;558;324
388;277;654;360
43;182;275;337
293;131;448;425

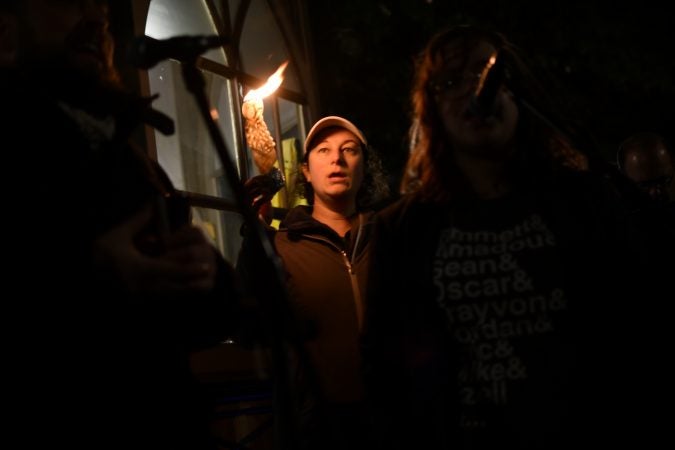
432;194;577;448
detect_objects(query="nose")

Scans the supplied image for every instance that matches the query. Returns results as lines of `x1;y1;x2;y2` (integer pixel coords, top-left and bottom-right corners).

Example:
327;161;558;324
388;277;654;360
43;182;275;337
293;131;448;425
330;149;346;165
453;72;482;98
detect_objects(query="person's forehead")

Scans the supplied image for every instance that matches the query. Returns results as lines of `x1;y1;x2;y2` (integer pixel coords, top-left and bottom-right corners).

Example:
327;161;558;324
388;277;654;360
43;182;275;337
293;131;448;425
24;0;109;13
311;127;360;147
439;40;496;70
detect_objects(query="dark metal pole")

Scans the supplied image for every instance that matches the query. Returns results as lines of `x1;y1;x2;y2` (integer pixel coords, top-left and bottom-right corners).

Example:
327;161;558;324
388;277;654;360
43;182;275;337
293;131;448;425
180;60;300;450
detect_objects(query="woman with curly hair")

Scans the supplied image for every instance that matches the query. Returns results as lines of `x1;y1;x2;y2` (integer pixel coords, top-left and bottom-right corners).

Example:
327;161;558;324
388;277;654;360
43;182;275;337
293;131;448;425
239;115;390;450
362;25;657;450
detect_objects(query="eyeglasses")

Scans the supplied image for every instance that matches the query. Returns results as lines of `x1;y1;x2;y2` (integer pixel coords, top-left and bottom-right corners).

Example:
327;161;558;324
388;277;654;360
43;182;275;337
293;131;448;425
429;71;483;98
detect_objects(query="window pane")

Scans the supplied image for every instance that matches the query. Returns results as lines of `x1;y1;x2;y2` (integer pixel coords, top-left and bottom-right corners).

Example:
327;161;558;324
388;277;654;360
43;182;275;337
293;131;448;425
274;98;306;208
192;206;244;264
240;0;301;92
147;60;242;202
146;0;226;65
212;0;240;28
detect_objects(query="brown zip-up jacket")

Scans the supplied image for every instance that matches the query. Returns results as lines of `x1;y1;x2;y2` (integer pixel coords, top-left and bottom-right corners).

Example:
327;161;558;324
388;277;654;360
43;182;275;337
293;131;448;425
274;205;375;404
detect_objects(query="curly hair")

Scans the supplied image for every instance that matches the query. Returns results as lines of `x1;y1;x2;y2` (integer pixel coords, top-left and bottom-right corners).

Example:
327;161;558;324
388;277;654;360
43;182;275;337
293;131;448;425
295;142;391;211
401;25;588;202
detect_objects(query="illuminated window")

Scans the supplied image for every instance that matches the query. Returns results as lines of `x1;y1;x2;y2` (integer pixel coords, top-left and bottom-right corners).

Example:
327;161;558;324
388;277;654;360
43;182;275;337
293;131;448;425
136;0;316;262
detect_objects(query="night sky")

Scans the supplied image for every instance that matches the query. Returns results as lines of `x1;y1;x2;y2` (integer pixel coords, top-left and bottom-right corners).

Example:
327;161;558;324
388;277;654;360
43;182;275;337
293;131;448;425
308;0;675;187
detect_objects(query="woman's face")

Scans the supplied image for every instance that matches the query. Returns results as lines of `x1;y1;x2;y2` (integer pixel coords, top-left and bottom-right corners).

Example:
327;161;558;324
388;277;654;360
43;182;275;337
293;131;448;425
431;38;519;160
303;127;365;208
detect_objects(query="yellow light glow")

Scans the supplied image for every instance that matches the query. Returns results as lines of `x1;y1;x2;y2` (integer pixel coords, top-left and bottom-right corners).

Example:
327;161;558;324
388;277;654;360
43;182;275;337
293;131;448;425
243;61;289;103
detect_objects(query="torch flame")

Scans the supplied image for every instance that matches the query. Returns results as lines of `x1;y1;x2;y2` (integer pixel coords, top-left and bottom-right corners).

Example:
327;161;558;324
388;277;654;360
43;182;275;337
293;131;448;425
244;61;289;103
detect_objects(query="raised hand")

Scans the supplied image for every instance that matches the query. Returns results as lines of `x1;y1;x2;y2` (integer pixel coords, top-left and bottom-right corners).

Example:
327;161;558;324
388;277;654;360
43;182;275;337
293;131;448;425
244;167;285;221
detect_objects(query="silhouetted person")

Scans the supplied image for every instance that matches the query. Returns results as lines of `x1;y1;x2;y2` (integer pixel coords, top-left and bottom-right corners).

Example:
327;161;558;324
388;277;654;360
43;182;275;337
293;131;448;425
362;25;663;450
2;2;240;449
616;132;675;293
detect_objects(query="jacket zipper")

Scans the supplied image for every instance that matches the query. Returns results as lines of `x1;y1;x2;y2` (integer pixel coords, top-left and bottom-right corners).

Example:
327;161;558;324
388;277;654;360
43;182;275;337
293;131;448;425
300;214;365;330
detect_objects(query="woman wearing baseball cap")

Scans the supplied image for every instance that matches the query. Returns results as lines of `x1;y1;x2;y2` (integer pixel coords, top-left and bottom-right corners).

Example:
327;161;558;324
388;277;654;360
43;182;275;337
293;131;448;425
239;115;389;450
286;116;389;450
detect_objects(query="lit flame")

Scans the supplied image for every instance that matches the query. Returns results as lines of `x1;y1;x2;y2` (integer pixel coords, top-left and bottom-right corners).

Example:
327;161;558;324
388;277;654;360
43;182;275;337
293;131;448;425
476;51;498;93
243;61;289;103
484;53;497;72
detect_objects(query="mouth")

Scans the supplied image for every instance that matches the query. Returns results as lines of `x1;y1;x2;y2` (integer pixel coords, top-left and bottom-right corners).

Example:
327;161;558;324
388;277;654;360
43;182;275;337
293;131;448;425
328;172;348;182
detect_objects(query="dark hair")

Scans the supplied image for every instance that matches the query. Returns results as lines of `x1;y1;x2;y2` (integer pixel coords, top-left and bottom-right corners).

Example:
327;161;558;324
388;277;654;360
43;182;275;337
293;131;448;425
401;25;587;202
296;141;390;211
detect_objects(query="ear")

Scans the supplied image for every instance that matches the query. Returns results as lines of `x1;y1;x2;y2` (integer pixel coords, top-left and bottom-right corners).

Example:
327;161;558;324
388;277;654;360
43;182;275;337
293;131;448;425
301;161;310;182
0;12;19;67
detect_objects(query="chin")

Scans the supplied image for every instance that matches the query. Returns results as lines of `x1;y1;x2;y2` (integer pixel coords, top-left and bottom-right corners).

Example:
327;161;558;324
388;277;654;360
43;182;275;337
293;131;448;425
327;187;354;198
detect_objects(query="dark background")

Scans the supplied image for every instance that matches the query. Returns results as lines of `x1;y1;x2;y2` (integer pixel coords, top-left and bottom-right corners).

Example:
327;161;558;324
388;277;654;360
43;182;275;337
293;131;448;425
307;0;675;189
110;1;674;190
